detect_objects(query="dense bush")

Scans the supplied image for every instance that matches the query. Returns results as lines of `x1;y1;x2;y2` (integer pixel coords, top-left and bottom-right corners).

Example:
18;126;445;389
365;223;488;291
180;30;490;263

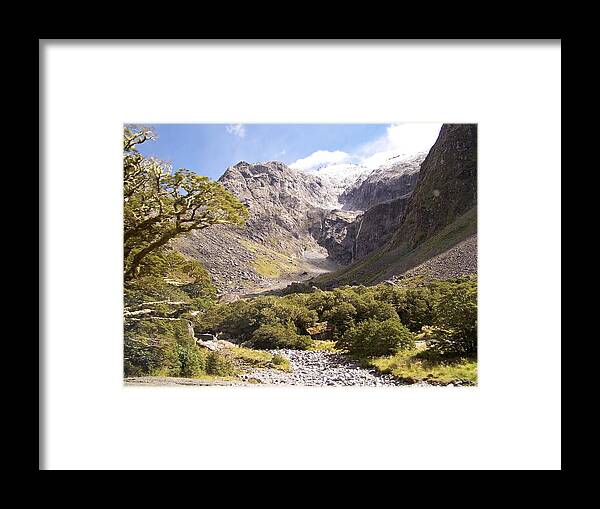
123;317;239;378
254;297;319;332
124;273;477;379
323;302;357;337
124;318;193;376
245;322;312;350
396;288;435;332
337;318;415;357
177;343;208;377
124;249;217;319
206;351;236;376
191;276;476;359
426;279;477;356
196;300;259;340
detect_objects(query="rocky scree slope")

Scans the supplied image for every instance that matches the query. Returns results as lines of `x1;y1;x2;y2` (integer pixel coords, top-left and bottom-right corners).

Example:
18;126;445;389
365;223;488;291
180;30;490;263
176;161;342;294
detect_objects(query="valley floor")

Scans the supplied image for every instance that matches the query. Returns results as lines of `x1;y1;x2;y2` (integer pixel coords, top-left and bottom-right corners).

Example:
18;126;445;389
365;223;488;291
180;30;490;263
224;248;341;300
124;348;474;387
238;349;420;386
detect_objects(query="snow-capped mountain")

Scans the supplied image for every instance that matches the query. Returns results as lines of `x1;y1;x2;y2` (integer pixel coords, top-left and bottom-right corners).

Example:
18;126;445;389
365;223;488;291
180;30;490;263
301;163;371;209
298;152;427;210
339;152;426;211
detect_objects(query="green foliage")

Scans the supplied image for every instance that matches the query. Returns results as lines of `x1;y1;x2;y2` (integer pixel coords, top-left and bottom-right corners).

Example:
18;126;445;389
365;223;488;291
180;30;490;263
195;296;318;342
270;353;291;371
323;302;356;337
124;250;217;320
177;343;208;377
425;278;477;356
124;318;195;376
123;126;248;279
377;286;435;332
206;351;236;376
192;276;476;363
195;300;260;340
246;322;312;350
367;348;477;385
124;275;191;308
338;318;415;357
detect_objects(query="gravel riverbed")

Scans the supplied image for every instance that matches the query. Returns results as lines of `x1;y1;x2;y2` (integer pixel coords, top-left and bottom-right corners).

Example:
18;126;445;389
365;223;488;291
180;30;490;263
239;349;428;387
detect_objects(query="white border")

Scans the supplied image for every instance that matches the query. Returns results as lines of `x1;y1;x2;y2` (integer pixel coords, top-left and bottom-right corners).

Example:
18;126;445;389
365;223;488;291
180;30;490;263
42;41;561;470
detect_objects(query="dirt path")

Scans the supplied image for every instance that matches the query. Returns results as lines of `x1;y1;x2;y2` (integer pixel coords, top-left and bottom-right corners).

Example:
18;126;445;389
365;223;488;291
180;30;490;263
124;376;249;386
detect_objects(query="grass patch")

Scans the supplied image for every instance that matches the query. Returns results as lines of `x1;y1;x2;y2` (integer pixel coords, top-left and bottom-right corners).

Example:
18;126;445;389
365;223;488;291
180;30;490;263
253;255;284;278
239;238;299;279
223;346;291;372
364;349;477;385
307;340;338;352
270;353;292;372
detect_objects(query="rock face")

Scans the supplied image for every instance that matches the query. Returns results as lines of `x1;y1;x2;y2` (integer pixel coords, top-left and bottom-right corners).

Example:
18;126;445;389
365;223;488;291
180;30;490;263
308;209;360;264
316;124;478;287
389;124;477;254
339;152;425;211
177;161;343;294
351;192;413;261
220;161;337;231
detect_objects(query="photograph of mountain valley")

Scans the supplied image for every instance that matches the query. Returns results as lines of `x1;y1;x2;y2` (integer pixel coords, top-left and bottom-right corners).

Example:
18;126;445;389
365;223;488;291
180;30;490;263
124;122;477;387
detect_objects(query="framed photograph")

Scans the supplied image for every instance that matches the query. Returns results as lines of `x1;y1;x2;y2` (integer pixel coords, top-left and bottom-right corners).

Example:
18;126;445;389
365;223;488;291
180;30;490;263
40;39;561;470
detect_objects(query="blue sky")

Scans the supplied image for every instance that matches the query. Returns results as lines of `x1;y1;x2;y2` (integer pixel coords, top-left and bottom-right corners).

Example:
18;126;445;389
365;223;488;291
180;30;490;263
135;123;442;180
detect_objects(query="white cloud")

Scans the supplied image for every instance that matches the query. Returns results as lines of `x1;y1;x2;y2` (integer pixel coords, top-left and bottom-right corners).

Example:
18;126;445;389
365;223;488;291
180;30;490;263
357;123;442;168
383;123;442;155
226;124;246;138
291;123;442;172
290;150;352;171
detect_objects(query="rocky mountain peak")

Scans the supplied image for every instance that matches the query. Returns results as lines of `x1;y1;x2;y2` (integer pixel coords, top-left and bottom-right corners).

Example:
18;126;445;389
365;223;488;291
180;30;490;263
339;152;426;211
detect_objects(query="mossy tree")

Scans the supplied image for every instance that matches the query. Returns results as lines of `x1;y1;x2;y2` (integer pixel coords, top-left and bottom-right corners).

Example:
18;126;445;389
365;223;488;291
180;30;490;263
123;126;248;280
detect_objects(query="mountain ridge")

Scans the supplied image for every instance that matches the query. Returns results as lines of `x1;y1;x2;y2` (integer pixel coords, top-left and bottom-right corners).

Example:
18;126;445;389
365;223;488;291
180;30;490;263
176;125;476;295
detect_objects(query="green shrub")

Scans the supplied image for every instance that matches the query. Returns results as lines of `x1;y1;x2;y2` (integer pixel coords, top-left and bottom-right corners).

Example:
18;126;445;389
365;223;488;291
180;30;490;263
195;300;259;341
427;280;477;356
206;351;236;376
189;276;477;358
397;288;435;332
323;302;357;337
269;353;291;371
246;322;312;350
124;276;191;308
124;319;185;376
361;300;399;322
177;343;208;377
338;318;415;357
124;318;207;377
271;353;287;365
254;297;318;332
